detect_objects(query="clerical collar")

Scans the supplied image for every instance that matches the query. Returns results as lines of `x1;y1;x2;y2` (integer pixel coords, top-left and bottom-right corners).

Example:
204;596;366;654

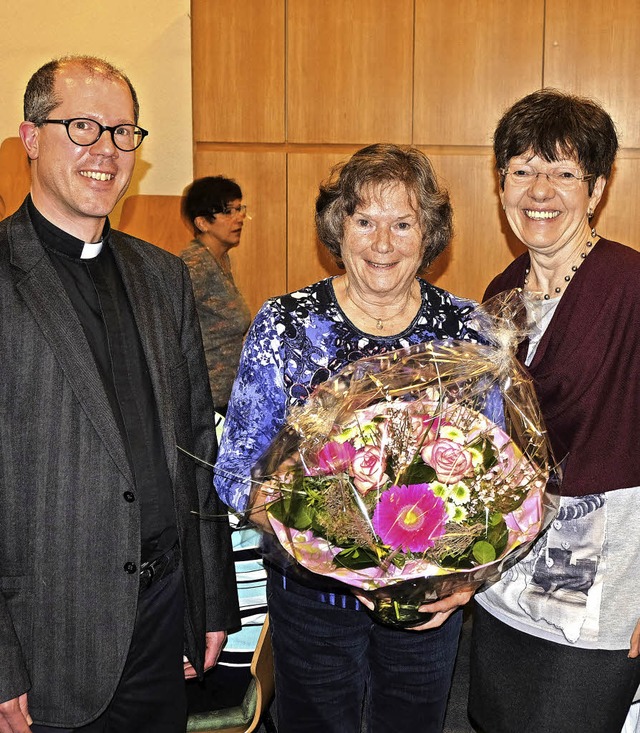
27;194;111;260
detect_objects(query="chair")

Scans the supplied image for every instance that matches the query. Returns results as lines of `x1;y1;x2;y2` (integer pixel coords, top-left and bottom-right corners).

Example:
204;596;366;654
187;615;277;733
118;194;192;255
0;137;31;220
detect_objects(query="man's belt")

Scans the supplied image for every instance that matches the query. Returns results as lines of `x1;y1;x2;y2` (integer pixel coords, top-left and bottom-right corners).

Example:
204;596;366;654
139;544;180;592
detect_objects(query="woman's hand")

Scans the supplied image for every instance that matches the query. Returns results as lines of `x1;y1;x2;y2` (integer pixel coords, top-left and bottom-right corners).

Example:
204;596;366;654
410;589;475;631
247;484;278;533
247;452;301;533
352;587;475;631
629;618;640;658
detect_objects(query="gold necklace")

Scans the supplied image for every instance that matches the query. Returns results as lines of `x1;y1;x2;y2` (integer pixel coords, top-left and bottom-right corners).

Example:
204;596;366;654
344;282;417;331
524;238;596;300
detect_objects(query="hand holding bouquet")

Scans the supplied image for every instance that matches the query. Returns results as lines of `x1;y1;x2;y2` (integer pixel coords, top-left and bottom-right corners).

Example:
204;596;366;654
252;291;558;627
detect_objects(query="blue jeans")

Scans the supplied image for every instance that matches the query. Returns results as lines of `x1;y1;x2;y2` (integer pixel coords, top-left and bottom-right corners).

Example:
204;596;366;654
267;575;462;733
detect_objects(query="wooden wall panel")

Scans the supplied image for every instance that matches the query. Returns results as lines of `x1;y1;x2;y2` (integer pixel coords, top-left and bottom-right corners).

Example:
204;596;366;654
191;0;640;308
422;153;525;302
191;0;285;142
544;0;640;148
0;137;30;220
194;151;287;314
414;0;544;146
119;195;192;255
286;151;356;293
287;0;414;143
593;154;640;251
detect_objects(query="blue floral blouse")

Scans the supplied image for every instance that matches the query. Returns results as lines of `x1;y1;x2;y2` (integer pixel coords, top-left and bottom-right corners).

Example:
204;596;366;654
215;277;479;511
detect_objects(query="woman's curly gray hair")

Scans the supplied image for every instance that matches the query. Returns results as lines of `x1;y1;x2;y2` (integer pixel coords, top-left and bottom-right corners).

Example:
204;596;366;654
315;143;453;270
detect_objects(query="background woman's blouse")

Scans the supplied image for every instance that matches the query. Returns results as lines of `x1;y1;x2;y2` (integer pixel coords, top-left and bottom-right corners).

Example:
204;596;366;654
181;240;251;410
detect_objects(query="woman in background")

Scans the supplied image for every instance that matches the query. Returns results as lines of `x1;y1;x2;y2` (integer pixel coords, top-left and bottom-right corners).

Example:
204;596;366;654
182;179;266;714
181;176;251;414
469;89;640;733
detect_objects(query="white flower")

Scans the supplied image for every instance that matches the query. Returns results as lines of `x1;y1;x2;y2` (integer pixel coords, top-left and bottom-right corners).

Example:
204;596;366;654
439;425;465;443
450;481;471;505
430;481;450;499
448;504;468;522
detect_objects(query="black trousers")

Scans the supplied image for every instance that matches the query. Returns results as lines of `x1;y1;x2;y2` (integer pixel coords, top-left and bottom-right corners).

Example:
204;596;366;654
32;563;186;733
469;603;640;733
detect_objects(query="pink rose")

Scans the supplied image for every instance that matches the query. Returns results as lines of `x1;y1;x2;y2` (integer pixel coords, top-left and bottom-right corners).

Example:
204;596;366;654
421;438;473;484
317;441;357;473
350;446;388;495
410;414;442;448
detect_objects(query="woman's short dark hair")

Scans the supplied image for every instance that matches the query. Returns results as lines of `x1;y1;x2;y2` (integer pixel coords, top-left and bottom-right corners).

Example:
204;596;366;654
182;176;243;235
315;143;453;270
494;88;619;194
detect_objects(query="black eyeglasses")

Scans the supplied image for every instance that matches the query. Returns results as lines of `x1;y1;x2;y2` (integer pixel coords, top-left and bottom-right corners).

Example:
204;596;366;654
41;118;149;151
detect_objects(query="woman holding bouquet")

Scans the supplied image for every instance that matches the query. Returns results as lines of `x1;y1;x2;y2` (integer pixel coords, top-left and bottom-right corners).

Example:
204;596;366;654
216;144;476;733
469;89;640;733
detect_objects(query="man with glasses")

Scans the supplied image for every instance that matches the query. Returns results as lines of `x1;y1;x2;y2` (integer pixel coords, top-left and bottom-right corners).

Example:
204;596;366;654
0;55;239;733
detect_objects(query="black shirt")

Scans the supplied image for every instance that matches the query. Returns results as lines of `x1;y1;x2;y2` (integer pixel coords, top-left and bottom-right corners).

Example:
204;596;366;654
28;197;177;562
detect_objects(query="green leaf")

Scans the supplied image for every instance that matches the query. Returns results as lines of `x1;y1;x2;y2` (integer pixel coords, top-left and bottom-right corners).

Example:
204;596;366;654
266;498;287;524
333;545;381;570
397;461;437;486
267;491;315;531
472;438;498;470
472;540;496;564
485;515;509;556
437;544;476;569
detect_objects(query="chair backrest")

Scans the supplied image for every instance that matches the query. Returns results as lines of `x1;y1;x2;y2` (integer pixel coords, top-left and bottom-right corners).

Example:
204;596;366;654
0;137;31;219
246;614;275;733
118;194;193;255
186;615;275;733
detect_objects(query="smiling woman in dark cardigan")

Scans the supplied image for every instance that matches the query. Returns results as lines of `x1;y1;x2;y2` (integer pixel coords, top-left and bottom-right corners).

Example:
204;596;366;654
469;89;640;733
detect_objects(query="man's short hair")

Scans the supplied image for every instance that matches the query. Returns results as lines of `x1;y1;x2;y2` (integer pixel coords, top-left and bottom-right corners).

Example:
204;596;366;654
24;55;140;125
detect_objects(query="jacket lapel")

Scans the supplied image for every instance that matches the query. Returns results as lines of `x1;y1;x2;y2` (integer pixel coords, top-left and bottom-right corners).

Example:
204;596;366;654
9;204;134;486
110;232;178;481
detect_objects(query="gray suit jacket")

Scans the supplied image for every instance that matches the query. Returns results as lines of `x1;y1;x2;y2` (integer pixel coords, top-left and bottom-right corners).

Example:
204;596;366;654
0;201;240;727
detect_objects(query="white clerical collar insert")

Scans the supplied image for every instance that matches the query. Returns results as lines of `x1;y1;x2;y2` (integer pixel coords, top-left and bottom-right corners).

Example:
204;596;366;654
80;241;104;259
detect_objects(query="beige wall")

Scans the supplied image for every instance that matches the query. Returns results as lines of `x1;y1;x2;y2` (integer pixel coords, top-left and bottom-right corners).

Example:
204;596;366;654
0;0;193;224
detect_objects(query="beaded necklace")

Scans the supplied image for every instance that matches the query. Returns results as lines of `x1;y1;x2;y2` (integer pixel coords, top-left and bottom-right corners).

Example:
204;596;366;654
524;233;597;300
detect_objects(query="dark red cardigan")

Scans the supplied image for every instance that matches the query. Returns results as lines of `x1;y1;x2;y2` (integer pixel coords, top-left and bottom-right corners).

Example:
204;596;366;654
484;238;640;497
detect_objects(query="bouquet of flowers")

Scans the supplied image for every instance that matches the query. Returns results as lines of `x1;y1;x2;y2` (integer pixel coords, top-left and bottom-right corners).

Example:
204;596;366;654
251;290;559;627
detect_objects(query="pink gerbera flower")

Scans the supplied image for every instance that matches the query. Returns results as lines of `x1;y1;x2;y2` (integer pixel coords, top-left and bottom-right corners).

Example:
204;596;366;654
316;440;357;473
372;483;448;553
